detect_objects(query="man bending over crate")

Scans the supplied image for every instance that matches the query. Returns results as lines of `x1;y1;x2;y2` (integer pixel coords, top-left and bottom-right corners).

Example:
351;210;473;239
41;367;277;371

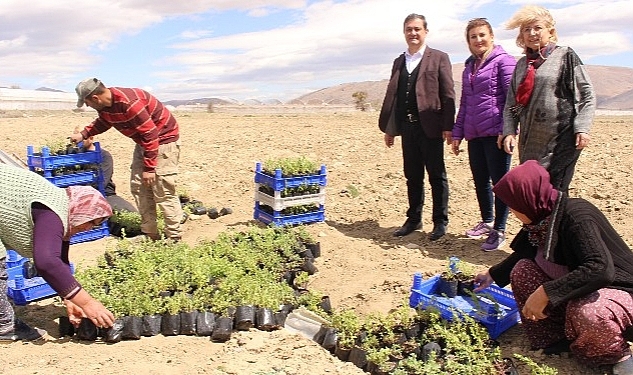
71;78;183;242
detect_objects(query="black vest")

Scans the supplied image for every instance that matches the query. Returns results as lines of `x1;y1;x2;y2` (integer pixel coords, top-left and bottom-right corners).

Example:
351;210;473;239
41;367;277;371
396;58;420;122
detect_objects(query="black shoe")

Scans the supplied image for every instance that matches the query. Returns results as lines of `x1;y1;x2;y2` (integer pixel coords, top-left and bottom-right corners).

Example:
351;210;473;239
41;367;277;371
429;223;447;241
0;319;46;342
393;220;421;237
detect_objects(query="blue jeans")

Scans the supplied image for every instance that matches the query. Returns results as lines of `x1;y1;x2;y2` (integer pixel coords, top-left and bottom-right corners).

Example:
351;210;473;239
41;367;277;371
467;136;511;232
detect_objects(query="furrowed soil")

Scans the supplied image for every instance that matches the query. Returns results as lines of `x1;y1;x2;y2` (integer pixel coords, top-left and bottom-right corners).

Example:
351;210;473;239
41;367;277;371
0;110;631;375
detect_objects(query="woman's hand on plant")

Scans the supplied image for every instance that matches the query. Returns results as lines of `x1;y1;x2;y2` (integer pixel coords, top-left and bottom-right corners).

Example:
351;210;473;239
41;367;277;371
69;289;116;328
523;285;549;321
473;270;493;292
64;299;85;327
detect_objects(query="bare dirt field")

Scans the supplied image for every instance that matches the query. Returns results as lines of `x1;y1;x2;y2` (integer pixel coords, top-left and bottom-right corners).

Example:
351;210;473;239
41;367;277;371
0;110;631;375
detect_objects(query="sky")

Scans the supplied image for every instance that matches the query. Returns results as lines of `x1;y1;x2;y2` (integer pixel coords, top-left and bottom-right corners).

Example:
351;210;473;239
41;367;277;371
0;0;631;103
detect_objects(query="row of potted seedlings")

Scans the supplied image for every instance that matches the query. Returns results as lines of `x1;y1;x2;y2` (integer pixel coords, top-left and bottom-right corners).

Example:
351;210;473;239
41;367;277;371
71;226;542;374
72;226;322;343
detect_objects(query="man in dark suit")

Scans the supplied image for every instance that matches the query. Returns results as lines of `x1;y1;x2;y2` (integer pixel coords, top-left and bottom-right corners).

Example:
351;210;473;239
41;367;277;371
379;13;456;240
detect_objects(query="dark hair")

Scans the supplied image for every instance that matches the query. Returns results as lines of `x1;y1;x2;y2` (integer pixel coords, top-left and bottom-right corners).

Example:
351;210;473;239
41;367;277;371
403;13;427;30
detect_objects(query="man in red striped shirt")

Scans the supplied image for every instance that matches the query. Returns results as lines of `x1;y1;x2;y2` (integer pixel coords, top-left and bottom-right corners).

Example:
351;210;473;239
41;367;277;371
71;78;183;242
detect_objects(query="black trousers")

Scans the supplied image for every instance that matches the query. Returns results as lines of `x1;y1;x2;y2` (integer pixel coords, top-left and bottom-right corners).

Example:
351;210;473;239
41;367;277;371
400;121;449;225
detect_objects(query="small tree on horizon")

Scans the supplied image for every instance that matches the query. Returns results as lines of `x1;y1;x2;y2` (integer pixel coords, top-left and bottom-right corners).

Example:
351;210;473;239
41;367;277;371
352;91;368;112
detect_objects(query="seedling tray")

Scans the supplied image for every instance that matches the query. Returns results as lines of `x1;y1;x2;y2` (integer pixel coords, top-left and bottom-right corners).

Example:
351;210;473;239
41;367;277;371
255;185;326;211
70;221;109;245
409;274;520;339
254;205;325;226
44;169;103;188
27;142;102;170
254;162;327;191
8;276;57;305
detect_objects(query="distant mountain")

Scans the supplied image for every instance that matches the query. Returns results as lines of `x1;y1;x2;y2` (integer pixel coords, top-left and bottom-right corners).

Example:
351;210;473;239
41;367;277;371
163;97;235;107
35;87;64;92
294;64;633;111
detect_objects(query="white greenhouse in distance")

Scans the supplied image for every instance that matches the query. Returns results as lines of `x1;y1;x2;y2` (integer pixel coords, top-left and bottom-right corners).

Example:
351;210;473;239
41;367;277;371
0;88;77;111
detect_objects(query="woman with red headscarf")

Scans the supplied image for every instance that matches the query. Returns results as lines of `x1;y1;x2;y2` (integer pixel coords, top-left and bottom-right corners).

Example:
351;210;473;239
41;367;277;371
474;160;633;374
0;164;115;341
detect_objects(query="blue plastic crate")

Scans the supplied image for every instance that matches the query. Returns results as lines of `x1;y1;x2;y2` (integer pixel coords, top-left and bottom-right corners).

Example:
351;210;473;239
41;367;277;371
254;162;327;191
27;142;102;171
6;250;28;280
6;250;27;269
43;169;102;188
409;274;520;339
8;275;57;305
7;264;75;305
70;221;109;245
254;204;325;226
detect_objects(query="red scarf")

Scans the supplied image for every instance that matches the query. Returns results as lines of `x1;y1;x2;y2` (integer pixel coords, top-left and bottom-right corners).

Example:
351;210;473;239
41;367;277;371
510;44;557;117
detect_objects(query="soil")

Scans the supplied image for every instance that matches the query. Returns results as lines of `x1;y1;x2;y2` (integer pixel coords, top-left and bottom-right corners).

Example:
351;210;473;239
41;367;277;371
0;110;631;375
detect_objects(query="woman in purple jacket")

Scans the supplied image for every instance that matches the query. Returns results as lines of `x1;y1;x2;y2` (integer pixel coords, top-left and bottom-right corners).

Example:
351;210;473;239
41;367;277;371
451;18;516;251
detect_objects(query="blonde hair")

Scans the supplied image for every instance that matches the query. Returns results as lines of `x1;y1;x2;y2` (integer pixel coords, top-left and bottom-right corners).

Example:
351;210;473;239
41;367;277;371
505;5;558;50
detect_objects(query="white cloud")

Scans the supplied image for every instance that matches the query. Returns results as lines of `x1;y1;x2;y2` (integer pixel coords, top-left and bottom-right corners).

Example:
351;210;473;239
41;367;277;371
0;0;631;101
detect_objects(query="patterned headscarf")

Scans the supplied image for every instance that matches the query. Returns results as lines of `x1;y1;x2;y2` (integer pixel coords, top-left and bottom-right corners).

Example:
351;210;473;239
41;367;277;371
65;185;112;240
492;160;559;224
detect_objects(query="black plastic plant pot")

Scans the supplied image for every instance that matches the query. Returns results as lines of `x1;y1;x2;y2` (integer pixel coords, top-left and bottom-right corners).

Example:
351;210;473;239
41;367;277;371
306;242;321;258
369;361;397;375
437;275;458;298
179;311;198;335
404;322;421;339
321;327;338;352
274;311;288;327
121;316;142;340
195;311;216;336
102;319;125;344
234;305;256;331
210;316;234;342
141;314;162;337
255;307;277;331
191;206;207;215
348;346;368;370
297;248;314;259
58;316;75;338
335;344;352;361
160;313;181;336
281;270;296;287
319;296;332;314
75;318;98;341
422;341;442;362
313;325;329;345
458;279;476;296
301;258;318;275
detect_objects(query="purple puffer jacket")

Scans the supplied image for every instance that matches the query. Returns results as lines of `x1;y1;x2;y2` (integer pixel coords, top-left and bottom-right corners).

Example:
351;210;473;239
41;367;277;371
452;45;516;141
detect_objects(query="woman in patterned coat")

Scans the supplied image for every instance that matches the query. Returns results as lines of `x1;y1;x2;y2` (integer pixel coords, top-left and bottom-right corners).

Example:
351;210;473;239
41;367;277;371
501;5;596;192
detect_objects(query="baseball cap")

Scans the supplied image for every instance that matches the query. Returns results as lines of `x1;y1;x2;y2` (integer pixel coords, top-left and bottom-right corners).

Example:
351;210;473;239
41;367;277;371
75;78;102;107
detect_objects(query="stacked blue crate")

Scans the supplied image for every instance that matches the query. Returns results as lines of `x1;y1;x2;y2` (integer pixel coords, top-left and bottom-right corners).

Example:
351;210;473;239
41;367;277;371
27;142;109;244
253;162;326;226
5;250;75;305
